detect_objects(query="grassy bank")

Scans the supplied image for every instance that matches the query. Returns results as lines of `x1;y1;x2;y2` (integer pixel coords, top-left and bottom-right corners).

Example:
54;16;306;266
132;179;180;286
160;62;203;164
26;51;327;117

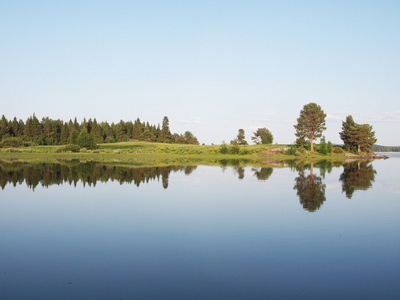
0;141;379;167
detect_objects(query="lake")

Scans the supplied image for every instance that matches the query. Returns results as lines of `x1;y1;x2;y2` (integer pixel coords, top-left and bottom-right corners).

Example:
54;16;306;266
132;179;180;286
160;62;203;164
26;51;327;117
0;154;399;299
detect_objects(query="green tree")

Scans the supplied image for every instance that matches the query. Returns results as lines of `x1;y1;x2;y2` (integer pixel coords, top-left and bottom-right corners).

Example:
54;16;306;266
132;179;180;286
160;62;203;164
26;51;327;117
159;116;171;142
10;117;21;137
76;129;97;149
184;131;199;145
251;128;273;144
294;103;327;152
91;118;103;143
24;114;43;144
0;115;9;140
339;115;357;150
132;118;143;140
60;123;70;145
234;129;248;145
319;136;327;155
116;120;126;142
340;115;377;152
69;129;79;145
349;124;377;152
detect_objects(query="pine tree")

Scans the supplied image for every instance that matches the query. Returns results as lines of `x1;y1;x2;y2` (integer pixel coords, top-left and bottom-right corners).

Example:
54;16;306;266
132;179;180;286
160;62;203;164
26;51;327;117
235;129;248;145
294;103;327;152
339;115;377;152
349;124;377;152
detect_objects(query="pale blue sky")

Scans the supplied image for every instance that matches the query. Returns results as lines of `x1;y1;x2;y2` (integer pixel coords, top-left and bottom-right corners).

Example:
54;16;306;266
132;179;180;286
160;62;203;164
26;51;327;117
1;0;399;145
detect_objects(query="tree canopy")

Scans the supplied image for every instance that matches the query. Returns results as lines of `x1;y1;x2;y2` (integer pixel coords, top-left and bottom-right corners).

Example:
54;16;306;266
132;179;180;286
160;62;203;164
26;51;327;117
251;128;273;144
0;115;199;146
294;103;327;152
339;115;377;152
231;129;248;145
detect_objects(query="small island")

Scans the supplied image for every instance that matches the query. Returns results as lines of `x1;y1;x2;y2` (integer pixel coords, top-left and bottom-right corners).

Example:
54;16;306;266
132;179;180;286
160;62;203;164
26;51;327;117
0;103;393;165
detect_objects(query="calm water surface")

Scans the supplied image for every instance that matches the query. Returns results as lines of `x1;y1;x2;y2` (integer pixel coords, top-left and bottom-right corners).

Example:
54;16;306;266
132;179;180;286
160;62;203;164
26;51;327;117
0;154;399;299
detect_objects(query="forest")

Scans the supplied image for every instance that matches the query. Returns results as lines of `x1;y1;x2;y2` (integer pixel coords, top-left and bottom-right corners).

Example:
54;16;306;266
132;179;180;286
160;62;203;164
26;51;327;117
0;115;199;147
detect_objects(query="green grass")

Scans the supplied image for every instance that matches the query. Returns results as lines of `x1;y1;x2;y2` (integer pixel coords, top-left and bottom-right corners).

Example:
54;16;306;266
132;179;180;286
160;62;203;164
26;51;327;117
0;141;379;168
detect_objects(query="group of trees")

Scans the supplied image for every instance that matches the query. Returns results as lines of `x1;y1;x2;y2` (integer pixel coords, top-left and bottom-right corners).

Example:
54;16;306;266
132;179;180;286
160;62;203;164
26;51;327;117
0;103;378;153
294;102;377;153
0;115;199;147
230;128;274;145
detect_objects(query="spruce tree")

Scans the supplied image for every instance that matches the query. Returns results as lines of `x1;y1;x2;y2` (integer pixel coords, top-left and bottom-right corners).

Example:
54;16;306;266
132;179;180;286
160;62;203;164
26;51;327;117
0;115;9;140
60;123;70;145
339;115;356;150
160;116;171;142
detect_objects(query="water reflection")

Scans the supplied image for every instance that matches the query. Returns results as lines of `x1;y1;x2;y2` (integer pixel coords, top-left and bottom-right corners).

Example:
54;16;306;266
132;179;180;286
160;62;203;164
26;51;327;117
0;159;378;206
293;163;326;212
252;167;273;180
0;160;197;190
339;161;376;199
291;160;378;211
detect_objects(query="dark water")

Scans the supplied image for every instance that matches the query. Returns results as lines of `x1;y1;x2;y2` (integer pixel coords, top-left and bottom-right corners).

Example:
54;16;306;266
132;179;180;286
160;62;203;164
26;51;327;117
0;155;399;299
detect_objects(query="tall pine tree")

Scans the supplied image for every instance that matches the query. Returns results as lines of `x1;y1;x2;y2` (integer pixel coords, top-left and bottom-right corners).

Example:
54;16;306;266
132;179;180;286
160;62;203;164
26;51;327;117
294;103;326;152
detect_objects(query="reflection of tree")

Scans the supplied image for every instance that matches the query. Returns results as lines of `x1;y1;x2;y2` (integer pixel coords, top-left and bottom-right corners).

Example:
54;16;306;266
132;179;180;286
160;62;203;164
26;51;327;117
293;164;326;212
232;166;245;179
316;160;333;179
0;161;197;190
252;168;273;181
339;161;376;198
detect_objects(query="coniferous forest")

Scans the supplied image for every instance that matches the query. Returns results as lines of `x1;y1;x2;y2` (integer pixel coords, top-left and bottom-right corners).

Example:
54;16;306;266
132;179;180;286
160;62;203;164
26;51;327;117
0;115;199;147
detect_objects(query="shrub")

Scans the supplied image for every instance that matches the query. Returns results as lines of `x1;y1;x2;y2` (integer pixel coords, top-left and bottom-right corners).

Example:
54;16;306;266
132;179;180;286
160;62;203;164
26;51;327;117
3;148;20;152
229;144;240;154
286;145;298;155
327;141;333;153
333;147;344;154
219;142;228;154
240;148;249;155
56;144;81;153
0;137;24;148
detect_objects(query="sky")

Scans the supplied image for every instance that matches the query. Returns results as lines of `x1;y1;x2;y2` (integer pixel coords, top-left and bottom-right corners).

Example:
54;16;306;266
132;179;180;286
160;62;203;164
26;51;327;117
1;0;399;145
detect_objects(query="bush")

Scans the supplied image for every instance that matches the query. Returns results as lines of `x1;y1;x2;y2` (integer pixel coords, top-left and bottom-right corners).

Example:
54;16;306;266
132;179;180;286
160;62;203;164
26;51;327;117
333;147;344;154
327;141;333;154
0;137;24;148
3;148;20;152
56;144;81;153
286;145;298;155
229;144;240;154
298;146;306;154
240;148;249;155
219;142;228;154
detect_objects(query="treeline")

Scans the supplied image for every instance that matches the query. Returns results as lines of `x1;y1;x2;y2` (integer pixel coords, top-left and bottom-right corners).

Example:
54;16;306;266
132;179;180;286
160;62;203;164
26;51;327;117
372;145;400;152
0;115;199;147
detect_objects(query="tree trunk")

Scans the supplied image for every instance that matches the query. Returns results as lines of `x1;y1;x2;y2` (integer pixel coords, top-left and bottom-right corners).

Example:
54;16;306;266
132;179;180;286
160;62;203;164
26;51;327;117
310;136;314;152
